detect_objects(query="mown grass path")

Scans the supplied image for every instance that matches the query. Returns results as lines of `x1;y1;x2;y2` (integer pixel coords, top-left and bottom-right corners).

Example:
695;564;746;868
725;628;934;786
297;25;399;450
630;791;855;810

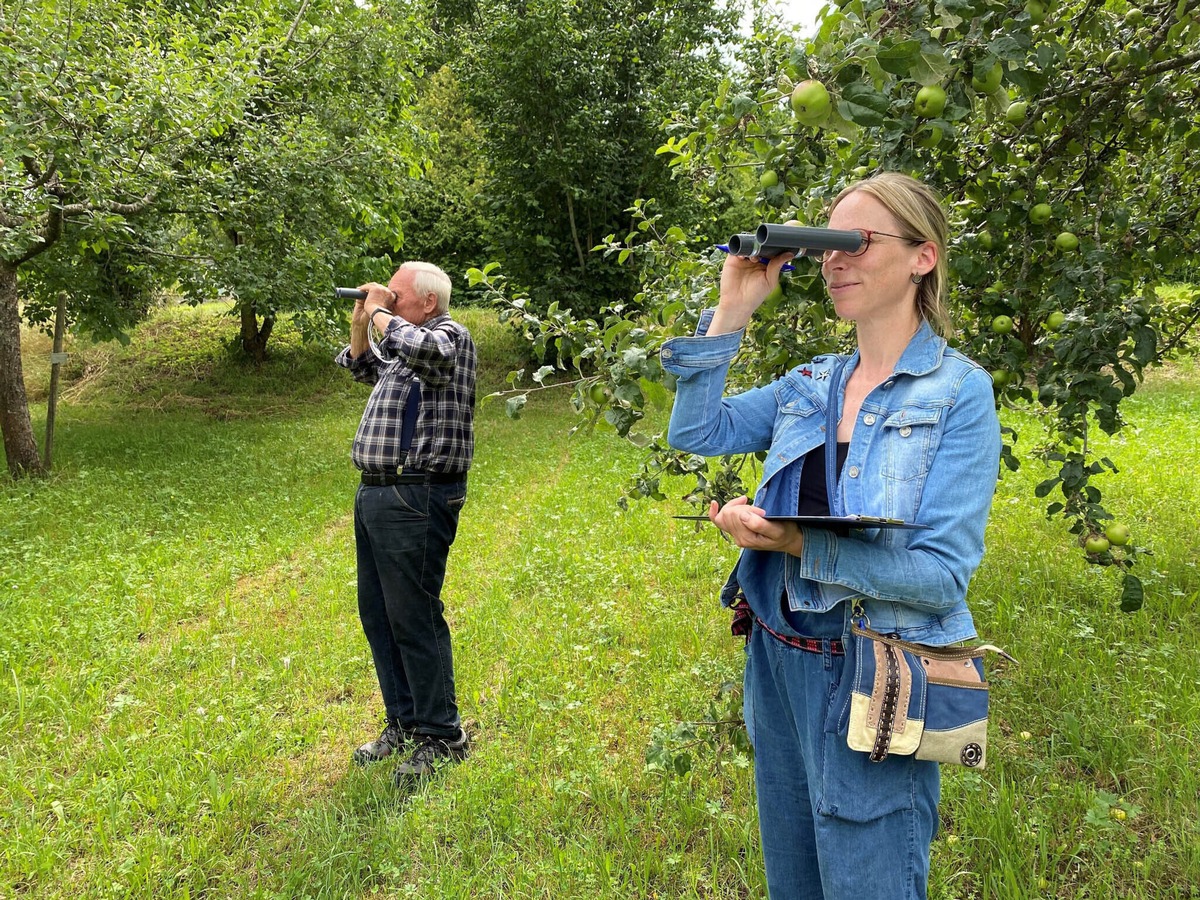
2;309;1197;898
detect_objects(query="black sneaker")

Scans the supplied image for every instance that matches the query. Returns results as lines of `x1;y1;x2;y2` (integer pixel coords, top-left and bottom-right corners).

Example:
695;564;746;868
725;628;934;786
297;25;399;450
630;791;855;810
393;727;469;783
353;720;413;765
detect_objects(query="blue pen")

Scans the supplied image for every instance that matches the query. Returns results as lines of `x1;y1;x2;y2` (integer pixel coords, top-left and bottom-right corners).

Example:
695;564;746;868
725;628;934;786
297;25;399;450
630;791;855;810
715;245;797;273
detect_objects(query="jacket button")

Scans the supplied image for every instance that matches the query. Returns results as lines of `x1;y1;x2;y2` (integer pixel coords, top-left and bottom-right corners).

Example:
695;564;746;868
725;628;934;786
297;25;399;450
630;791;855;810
661;348;673;359
899;425;912;437
848;466;860;478
863;414;876;426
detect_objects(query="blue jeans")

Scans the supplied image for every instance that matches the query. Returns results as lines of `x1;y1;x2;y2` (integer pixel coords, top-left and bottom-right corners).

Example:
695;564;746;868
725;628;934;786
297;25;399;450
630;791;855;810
743;620;940;899
354;480;466;739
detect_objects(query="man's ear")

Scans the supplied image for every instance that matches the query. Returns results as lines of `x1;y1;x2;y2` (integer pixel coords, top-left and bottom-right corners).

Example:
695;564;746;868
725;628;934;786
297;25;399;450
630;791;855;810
423;292;439;315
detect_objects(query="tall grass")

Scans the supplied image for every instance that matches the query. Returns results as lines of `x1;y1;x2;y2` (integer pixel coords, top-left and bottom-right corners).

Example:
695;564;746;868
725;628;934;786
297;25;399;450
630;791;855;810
2;307;1196;898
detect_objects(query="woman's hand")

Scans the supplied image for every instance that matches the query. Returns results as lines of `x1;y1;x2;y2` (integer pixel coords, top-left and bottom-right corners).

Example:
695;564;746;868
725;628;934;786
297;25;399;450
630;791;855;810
707;252;794;337
709;496;804;556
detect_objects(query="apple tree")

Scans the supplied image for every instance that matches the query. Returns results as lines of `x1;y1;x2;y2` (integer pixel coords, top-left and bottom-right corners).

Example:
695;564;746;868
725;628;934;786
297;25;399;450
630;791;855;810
454;0;743;319
0;0;267;476
475;0;1200;610
3;0;432;477
162;0;429;362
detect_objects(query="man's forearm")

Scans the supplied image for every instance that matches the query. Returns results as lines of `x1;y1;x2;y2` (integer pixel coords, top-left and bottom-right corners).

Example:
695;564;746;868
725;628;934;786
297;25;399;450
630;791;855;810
350;319;370;358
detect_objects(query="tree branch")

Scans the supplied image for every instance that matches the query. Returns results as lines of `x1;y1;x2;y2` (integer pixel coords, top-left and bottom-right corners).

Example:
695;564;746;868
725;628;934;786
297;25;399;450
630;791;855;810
282;0;313;48
282;33;335;75
1142;47;1200;78
21;158;58;191
101;194;156;216
0;205;25;229
1155;303;1200;361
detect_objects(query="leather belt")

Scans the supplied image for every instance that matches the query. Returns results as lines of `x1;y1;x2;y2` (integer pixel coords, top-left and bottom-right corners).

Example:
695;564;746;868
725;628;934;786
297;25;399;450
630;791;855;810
730;596;845;655
360;470;466;486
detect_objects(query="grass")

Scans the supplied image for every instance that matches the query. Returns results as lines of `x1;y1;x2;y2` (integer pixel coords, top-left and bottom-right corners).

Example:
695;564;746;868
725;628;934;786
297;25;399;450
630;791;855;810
2;305;1198;898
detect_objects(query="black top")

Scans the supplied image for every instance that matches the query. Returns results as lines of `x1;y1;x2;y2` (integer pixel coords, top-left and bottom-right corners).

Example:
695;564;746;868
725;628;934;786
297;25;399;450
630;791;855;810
783;441;849;632
797;440;849;516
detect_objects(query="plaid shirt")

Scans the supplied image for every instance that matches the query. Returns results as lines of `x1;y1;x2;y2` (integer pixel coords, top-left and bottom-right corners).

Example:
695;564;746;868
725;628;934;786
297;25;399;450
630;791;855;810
335;312;476;474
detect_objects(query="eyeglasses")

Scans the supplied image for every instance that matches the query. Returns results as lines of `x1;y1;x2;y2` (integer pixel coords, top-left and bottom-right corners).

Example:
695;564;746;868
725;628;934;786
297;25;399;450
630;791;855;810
815;229;928;263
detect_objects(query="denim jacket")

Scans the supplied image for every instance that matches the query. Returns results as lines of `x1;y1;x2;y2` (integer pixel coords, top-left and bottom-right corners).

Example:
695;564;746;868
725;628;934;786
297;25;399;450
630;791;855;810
661;313;1000;645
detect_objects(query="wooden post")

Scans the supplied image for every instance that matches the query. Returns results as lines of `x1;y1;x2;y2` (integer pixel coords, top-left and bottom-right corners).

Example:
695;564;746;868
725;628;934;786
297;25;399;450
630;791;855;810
44;293;68;472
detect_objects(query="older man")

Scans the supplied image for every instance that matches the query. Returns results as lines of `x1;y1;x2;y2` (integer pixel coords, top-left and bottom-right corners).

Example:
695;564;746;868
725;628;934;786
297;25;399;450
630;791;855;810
335;261;476;782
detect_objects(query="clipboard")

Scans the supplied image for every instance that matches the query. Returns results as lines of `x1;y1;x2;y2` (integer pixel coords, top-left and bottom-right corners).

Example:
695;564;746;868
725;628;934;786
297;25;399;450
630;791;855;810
672;514;931;530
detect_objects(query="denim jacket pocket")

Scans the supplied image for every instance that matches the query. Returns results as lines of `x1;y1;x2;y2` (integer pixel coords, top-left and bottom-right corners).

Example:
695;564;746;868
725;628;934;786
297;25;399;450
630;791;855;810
880;406;943;482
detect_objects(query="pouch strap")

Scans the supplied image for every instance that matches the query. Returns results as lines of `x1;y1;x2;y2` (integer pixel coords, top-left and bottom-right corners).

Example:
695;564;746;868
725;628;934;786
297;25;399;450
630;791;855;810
871;641;903;762
851;623;1017;665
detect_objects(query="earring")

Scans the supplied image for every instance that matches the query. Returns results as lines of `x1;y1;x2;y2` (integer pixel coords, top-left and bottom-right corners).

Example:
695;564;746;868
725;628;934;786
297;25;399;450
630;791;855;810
911;273;924;284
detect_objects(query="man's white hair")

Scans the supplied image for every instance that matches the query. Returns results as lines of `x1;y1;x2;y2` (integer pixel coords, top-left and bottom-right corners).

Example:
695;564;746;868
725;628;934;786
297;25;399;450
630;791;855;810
404;262;452;313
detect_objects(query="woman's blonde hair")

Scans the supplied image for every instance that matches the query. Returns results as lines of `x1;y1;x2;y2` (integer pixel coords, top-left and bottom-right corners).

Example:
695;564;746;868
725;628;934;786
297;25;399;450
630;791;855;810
829;172;952;336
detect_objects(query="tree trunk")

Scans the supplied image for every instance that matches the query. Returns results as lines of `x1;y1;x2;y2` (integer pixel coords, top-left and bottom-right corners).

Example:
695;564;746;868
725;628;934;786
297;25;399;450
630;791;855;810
0;262;44;477
239;298;274;363
564;190;587;272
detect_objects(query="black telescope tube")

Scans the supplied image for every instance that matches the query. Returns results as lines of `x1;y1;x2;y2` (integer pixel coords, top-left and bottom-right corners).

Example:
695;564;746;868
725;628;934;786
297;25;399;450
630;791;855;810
726;233;759;257
753;224;865;259
335;287;368;300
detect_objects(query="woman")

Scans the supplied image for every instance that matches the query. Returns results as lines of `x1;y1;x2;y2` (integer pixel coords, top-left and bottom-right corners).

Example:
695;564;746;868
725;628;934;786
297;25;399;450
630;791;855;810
660;173;1000;899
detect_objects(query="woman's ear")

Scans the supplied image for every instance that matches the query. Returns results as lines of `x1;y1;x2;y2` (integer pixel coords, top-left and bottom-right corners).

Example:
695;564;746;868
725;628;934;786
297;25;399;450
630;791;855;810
915;240;938;277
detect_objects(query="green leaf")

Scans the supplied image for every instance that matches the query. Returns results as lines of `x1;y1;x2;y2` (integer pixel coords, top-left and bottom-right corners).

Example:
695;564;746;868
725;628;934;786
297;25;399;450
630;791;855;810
1120;574;1144;613
640;376;672;410
838;83;890;127
505;395;528;419
875;41;922;76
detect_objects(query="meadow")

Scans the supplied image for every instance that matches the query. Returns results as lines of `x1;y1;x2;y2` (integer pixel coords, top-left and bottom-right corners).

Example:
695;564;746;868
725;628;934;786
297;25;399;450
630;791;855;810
2;304;1197;899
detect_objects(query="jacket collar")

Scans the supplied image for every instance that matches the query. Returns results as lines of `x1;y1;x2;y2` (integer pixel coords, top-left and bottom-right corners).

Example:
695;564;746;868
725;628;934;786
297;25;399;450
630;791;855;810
845;318;946;380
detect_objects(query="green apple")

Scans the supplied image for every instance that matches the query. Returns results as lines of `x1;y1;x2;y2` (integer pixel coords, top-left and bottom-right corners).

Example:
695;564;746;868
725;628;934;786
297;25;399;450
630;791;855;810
1029;203;1053;225
1046;310;1066;329
1025;0;1048;24
977;229;995;250
914;84;947;118
1084;534;1111;555
1005;100;1029;125
989;368;1011;388
1125;6;1144;26
971;62;1004;93
918;125;944;148
1126;102;1149;124
991;314;1014;334
588;382;608;404
1054;231;1079;252
1105;50;1130;71
1105;522;1131;546
759;170;779;189
791;80;832;125
851;165;871;178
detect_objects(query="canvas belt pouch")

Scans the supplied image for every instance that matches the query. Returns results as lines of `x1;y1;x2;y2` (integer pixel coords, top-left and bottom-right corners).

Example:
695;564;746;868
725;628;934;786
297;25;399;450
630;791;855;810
846;617;1012;770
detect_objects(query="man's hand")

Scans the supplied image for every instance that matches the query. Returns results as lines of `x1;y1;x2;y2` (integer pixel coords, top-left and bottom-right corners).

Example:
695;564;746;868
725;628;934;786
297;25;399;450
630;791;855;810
361;282;397;320
350;282;395;358
709;495;804;555
351;298;370;331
